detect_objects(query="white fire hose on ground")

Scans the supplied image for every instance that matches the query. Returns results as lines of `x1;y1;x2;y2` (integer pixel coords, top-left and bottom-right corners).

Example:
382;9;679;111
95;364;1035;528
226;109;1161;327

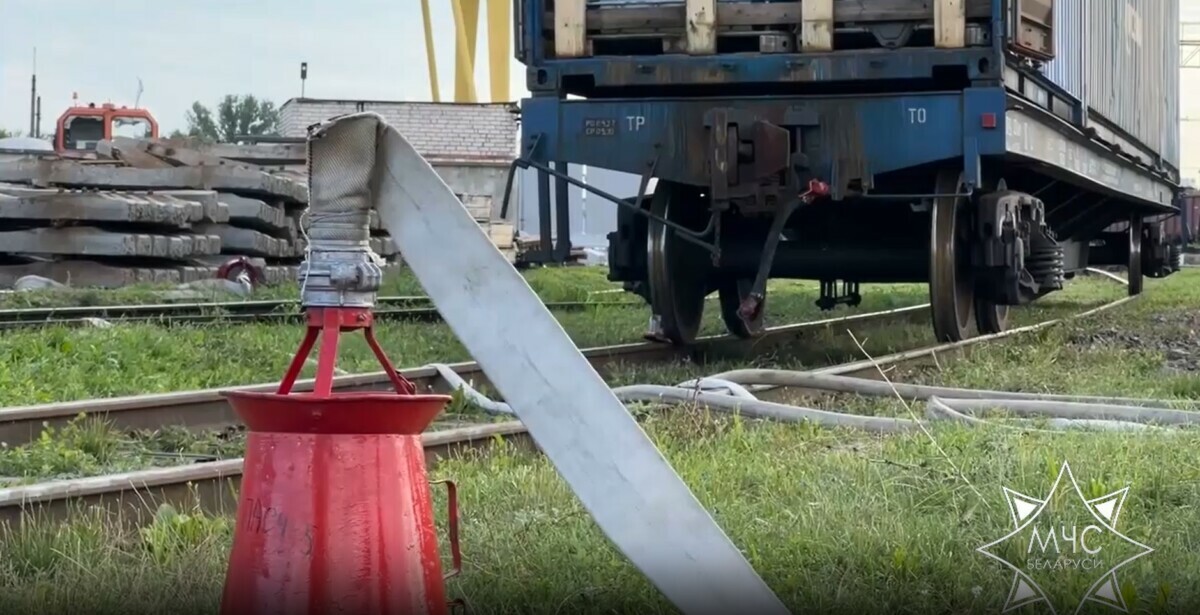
428;364;1200;434
307;113;790;615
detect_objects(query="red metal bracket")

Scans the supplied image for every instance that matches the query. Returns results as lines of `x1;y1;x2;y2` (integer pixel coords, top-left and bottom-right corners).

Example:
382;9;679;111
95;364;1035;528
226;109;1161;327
803;178;831;201
431;479;463;580
276;307;416;397
735;178;831;321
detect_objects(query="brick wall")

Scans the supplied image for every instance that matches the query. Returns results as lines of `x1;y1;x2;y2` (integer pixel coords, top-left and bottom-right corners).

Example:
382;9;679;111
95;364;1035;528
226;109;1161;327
279;99;518;162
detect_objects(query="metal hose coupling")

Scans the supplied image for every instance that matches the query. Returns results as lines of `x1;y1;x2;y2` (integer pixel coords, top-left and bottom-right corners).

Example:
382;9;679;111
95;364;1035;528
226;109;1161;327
299;113;387;308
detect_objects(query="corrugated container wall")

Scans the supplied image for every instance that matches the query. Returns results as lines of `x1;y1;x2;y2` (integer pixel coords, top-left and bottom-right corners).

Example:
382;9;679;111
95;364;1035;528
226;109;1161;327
1084;0;1179;169
1165;6;1181;167
1042;0;1085;101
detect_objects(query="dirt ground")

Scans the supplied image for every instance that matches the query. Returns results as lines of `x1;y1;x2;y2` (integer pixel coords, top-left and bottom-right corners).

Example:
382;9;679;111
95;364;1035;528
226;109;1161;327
1069;308;1200;373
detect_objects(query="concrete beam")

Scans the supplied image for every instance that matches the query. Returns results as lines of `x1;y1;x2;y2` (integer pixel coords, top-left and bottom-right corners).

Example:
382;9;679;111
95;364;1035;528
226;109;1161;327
195;224;286;257
97;140;176;169
0;227;222;259
370;236;398;257
0;260;301;290
215;193;288;234
198;142;305;166
0;158;309;203
0;191;197;228
146;190;231;224
0;261;183;288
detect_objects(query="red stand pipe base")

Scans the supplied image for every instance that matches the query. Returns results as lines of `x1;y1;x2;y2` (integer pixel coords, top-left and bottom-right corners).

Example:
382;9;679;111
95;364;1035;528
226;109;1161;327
219;307;456;615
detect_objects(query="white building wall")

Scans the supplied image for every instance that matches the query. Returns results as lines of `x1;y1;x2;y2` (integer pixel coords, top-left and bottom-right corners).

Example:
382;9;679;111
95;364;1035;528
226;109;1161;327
279;98;518;161
279;98;627;251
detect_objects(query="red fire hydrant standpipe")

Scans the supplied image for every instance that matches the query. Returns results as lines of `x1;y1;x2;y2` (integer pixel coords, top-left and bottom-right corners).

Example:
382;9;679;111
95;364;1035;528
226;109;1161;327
220;309;460;615
225;113;790;615
218;118;462;615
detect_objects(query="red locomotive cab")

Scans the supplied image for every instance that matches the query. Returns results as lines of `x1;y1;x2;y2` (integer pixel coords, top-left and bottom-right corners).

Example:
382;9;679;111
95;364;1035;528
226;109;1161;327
54;101;159;157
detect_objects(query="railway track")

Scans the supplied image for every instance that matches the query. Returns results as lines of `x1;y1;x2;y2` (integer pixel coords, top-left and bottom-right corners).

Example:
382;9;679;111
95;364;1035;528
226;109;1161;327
0;303;931;444
0;292;1136;524
0;296;642;329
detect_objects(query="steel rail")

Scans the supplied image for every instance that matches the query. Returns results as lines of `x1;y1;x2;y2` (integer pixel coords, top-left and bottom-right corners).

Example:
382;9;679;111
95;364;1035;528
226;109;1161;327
0;295;431;321
0;291;723;326
0;421;533;525
0;298;645;329
0;304;931;445
0;295;1134;523
0;300;642;329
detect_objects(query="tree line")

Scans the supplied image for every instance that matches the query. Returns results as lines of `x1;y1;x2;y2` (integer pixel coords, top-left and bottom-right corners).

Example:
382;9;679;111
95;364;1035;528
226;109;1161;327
0;94;280;143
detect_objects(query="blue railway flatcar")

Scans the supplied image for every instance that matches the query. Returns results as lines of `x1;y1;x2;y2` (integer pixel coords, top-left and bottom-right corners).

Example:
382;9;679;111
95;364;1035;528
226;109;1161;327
508;0;1183;345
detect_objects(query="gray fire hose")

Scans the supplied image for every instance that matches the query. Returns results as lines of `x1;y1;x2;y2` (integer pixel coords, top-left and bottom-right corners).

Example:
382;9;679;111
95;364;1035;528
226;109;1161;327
706;369;1199;409
427;364;1198;433
315;112;790;615
429;363;758;416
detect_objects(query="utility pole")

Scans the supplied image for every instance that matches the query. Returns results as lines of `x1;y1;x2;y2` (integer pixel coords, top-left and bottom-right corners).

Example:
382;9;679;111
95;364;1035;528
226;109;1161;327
29;47;37;136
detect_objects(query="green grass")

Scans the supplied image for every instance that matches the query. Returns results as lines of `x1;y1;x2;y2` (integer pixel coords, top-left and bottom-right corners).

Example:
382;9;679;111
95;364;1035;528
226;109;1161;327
0;265;622;309
4;270;1197;614
0;272;1126;483
0;265;619;309
0;266;939;406
0;416;247;487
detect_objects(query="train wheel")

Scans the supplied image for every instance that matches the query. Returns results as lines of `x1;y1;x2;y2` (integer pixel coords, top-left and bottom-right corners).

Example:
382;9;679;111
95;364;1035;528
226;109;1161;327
929;168;976;343
1128;214;1144;296
975;296;1009;335
975;176;1010;335
718;278;765;338
647;183;709;345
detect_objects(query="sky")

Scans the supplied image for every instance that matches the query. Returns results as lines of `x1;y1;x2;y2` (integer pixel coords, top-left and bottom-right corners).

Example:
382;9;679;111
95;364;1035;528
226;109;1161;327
3;0;1200;179
0;0;529;134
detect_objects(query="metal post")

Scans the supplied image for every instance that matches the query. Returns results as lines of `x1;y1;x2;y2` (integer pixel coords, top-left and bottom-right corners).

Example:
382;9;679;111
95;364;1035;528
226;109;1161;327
554;161;572;262
29;48;37;136
538;167;553;257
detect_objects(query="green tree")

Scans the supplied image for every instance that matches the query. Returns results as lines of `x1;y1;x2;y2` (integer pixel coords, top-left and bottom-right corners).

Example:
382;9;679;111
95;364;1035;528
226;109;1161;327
184;95;279;142
0;128;21;138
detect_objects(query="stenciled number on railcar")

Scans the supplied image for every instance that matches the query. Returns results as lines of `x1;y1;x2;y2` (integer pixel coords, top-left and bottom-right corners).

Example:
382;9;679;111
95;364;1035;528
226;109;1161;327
583;118;617;137
908;108;927;124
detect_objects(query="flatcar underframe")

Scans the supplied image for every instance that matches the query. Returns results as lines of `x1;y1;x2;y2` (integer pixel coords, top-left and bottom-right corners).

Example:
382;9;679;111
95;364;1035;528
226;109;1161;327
514;84;1182;345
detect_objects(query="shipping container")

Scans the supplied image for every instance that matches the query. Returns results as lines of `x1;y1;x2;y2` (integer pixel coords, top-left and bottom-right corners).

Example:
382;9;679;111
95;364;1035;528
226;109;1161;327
1042;0;1180;169
1041;0;1084;101
1085;0;1179;169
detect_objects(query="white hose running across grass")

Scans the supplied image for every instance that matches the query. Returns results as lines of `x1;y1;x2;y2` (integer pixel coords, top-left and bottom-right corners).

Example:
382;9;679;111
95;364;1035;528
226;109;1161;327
426;363;1200;434
430;268;1193;433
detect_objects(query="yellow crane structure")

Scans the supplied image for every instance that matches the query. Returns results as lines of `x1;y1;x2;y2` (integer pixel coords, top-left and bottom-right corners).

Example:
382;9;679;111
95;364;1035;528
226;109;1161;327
420;0;511;103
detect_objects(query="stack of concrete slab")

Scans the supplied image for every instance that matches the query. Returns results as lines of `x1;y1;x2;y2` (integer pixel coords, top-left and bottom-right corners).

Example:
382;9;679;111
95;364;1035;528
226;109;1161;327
0;137;400;289
155;137;402;262
203;138;517;262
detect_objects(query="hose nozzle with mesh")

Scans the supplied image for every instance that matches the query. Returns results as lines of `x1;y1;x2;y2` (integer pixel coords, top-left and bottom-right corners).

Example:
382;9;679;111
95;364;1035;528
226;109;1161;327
299;114;387;308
